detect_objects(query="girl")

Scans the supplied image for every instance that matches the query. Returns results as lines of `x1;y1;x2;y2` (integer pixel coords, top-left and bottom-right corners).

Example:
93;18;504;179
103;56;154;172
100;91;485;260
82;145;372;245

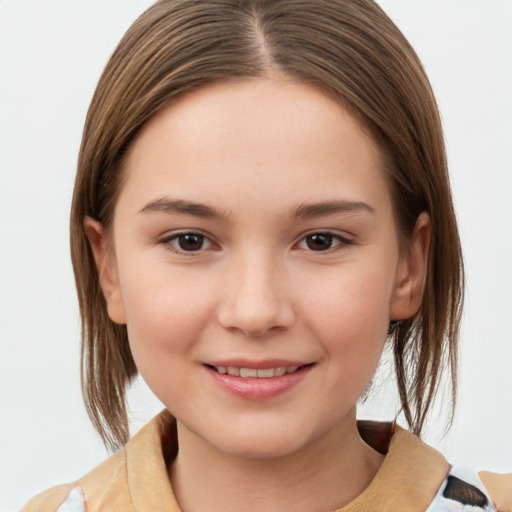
19;0;511;511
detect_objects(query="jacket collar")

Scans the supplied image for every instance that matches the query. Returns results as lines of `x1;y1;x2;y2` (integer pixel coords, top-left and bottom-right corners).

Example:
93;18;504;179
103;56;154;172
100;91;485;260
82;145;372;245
126;410;449;512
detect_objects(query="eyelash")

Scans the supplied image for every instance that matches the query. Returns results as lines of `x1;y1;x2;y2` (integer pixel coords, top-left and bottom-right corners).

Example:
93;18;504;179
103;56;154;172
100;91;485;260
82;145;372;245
158;230;352;255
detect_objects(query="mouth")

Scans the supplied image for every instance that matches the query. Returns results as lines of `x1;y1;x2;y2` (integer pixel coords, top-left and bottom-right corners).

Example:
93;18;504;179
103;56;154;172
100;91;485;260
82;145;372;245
204;361;315;399
205;363;314;379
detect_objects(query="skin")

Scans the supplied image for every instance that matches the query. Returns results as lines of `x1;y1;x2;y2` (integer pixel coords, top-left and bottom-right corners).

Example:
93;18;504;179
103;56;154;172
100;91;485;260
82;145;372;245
86;77;430;512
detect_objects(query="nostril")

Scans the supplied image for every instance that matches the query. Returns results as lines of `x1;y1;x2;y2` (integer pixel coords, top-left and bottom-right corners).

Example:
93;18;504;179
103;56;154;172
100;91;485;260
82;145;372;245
217;300;296;337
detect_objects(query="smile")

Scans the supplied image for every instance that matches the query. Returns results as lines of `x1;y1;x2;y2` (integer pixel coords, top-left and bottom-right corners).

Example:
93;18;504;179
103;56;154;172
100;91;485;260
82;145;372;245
209;364;306;378
205;362;314;400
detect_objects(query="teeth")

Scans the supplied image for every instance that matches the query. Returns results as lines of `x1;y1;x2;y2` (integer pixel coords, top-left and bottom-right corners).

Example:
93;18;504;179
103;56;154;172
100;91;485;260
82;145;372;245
214;365;304;378
240;368;258;377
256;368;275;378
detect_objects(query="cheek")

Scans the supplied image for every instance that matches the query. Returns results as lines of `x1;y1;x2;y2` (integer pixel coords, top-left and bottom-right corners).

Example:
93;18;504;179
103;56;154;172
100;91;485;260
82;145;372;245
118;264;217;366
300;262;393;361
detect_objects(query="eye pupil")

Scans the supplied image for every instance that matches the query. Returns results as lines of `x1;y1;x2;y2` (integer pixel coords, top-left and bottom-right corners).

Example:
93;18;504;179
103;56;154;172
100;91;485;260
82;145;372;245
306;233;333;251
178;233;204;251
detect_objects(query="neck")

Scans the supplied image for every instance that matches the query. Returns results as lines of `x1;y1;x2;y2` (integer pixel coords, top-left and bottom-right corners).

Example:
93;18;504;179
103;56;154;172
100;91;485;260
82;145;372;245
169;408;384;512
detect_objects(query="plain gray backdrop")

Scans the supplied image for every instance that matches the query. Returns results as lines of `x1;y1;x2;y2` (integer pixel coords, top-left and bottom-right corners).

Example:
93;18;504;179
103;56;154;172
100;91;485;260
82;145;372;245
1;1;511;510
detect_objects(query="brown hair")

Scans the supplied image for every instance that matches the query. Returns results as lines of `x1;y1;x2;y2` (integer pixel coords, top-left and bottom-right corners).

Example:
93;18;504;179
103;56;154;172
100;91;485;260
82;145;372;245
70;0;464;450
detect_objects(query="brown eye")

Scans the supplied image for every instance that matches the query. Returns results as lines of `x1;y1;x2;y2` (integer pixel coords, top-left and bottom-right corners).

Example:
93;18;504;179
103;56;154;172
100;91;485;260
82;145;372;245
161;231;215;255
177;233;205;251
305;233;334;251
297;232;349;252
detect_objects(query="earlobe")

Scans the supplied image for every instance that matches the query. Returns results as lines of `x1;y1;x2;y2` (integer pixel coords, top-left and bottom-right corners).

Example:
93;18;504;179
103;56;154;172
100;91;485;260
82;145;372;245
83;217;127;324
390;212;431;321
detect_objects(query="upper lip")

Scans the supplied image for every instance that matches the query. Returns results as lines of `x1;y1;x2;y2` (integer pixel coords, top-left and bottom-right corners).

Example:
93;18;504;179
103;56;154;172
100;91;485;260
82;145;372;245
203;359;312;370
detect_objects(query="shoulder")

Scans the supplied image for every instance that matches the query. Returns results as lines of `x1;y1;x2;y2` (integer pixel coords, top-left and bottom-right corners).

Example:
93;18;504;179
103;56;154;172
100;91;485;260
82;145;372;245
480;470;512;512
426;466;512;512
355;421;512;512
20;484;77;512
20;411;177;512
20;446;133;512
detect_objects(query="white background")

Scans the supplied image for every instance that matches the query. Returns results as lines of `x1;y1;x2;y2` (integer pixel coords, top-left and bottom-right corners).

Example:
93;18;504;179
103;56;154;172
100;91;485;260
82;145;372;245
0;1;511;510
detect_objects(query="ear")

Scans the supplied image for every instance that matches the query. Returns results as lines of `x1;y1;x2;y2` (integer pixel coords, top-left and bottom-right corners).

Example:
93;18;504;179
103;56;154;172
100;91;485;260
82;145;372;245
84;217;127;324
390;212;431;321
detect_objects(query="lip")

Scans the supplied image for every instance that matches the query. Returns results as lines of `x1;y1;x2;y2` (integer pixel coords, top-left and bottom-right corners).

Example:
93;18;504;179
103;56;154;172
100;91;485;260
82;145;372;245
203;361;314;400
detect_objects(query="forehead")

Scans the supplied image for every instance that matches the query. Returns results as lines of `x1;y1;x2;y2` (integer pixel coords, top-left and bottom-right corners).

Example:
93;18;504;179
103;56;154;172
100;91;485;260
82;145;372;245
119;78;390;218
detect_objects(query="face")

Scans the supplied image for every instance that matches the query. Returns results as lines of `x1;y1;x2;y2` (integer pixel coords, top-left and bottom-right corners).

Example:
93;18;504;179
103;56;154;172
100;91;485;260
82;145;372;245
89;78;428;459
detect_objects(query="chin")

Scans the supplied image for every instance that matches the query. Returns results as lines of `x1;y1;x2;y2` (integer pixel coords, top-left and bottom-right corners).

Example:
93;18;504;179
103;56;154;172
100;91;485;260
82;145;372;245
192;416;323;460
219;432;308;460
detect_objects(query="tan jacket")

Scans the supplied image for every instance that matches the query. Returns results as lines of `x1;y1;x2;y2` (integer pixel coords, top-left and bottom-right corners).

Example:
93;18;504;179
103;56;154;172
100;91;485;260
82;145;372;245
22;411;512;512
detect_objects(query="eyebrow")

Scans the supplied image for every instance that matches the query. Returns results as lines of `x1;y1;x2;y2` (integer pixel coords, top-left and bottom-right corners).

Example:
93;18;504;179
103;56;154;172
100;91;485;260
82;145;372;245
139;197;375;220
139;198;229;220
291;200;375;218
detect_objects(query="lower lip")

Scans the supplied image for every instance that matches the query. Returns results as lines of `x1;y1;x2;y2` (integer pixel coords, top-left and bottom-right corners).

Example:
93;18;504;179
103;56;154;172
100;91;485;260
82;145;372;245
204;365;313;400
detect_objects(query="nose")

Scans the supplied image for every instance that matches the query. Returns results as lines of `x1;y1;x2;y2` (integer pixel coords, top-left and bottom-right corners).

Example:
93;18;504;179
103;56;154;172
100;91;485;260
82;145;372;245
217;252;296;337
